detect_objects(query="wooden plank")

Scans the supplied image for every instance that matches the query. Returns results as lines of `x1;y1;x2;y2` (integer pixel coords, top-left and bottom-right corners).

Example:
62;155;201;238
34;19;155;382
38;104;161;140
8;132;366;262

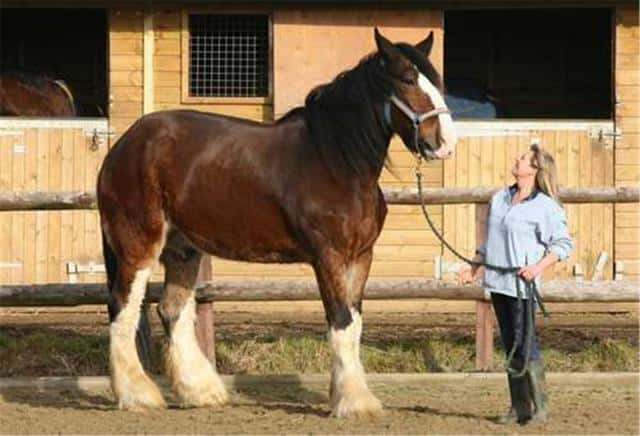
60;130;74;285
110;71;143;87
153;103;272;122
84;126;101;282
1;279;638;307
109;101;143;118
144;11;155;115
618;117;640;134
154;71;180;87
110;55;143;72
47;130;63;282
195;256;215;362
616;101;640;118
110;10;144;35
475;301;494;371
155;38;180;55
616;71;640;87
0;136;13;284
72;130;86;283
22;129;38;284
615;148;640;163
615;166;640;183
616;38;640;55
111;86;143;103
2;186;638;212
35;130;49;283
154;55;181;72
110;38;143;55
153;87;180;104
615;243;640;260
616;84;640;101
10;132;25;284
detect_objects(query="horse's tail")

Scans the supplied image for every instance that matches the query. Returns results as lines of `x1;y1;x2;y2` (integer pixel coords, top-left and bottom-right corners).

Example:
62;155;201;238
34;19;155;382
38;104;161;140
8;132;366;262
102;232;119;321
102;230;154;370
52;79;77;116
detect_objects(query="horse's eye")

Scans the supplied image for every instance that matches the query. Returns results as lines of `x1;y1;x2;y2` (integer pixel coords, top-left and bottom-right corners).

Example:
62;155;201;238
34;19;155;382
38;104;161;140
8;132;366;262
401;76;416;86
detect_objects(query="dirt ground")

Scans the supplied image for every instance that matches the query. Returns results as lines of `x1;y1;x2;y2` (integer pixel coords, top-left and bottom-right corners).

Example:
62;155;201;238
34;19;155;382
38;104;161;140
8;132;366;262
1;374;638;434
1;301;638;434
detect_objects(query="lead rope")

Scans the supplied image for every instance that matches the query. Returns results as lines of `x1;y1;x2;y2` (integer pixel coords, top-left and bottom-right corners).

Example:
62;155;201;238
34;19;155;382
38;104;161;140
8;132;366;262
413;154;548;376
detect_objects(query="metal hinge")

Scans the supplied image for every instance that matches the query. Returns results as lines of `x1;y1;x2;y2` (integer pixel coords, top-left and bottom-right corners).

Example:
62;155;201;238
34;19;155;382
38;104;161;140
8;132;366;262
66;261;106;283
84;128;116;151
589;127;621;148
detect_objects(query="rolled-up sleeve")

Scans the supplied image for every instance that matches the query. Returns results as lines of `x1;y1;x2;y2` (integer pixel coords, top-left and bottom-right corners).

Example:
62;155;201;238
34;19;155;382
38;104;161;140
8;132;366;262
539;204;573;261
476;197;495;258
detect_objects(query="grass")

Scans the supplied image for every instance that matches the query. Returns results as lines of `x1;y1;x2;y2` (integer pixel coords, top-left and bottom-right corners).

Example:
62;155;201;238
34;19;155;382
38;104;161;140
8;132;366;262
1;326;637;377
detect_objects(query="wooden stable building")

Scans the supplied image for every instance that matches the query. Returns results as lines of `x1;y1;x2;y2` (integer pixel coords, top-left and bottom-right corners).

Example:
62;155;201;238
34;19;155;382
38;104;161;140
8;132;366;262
0;1;638;287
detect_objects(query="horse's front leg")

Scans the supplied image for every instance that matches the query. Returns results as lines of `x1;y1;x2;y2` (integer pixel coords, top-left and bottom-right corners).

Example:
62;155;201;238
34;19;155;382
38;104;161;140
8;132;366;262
314;250;382;418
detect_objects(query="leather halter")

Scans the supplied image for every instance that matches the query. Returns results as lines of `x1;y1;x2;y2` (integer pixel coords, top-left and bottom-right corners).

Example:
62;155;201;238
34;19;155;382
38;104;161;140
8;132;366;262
383;94;450;159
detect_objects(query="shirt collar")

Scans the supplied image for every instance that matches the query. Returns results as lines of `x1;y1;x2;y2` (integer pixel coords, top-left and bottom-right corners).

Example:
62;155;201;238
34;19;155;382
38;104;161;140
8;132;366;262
508;183;539;202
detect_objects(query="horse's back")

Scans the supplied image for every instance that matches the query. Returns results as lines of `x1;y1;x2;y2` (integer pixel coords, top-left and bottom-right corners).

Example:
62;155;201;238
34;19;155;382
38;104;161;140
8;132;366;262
98;109;309;263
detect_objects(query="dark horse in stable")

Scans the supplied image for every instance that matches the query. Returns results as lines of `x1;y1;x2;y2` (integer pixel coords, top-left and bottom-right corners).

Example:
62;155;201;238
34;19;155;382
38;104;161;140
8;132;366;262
97;29;457;417
0;70;76;116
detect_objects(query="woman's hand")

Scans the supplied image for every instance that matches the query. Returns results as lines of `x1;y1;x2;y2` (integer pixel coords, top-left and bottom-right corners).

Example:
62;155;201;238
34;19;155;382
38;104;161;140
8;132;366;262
459;265;484;284
518;264;544;281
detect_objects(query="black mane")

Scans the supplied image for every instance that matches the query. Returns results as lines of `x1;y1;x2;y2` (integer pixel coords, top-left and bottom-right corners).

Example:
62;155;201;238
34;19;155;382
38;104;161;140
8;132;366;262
276;42;442;177
301;52;395;176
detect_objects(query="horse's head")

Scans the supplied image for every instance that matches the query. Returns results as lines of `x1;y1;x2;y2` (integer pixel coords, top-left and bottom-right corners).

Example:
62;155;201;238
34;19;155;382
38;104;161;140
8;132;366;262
374;28;457;160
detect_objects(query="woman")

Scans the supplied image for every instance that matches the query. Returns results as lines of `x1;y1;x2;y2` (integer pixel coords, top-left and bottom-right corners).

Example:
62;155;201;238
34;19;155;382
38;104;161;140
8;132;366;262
460;143;573;425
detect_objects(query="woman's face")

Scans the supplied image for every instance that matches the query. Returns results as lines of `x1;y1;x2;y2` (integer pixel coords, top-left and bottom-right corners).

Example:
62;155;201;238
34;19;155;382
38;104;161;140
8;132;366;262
512;150;537;178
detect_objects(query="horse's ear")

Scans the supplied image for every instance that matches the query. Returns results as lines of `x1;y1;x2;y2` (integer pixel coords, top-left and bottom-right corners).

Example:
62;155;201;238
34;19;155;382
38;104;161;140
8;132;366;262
415;31;434;57
374;28;401;64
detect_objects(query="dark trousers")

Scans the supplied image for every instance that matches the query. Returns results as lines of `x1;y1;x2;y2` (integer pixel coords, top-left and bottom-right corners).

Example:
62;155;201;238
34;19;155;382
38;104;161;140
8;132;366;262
491;292;541;361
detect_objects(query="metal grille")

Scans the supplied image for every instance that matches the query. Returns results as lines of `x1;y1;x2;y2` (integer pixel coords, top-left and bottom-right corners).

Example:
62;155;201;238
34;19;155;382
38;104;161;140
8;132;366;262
189;14;270;98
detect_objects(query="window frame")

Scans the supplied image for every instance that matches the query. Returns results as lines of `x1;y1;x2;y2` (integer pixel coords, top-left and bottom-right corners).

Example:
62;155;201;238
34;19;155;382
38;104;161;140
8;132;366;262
180;9;273;105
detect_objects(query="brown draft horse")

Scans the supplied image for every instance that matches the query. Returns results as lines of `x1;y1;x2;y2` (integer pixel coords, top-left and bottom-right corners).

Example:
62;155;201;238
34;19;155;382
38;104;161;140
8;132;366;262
97;29;457;417
0;70;76;116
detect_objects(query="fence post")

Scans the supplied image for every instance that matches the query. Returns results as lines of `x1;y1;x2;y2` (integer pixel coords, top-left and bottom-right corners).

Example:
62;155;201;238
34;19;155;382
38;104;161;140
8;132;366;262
195;255;216;363
474;203;495;370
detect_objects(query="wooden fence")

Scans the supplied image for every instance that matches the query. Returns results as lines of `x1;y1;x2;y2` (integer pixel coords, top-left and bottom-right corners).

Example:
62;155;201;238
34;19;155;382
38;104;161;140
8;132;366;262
0;186;638;370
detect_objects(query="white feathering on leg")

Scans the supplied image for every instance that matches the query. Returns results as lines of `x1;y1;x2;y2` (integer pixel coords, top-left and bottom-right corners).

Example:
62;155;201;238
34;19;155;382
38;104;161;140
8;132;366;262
110;268;166;410
166;294;228;407
329;309;382;418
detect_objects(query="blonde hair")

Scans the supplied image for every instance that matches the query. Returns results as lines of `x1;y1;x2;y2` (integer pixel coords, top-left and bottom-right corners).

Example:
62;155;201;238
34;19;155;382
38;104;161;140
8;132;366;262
530;143;561;204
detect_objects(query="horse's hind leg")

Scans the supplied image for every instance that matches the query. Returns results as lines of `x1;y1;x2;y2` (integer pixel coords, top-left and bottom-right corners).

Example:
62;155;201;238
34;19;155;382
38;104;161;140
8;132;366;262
314;249;382;418
158;238;228;407
109;257;166;410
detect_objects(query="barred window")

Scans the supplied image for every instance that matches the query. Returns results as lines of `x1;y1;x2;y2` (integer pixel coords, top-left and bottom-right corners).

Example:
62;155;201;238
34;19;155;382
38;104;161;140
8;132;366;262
188;14;270;98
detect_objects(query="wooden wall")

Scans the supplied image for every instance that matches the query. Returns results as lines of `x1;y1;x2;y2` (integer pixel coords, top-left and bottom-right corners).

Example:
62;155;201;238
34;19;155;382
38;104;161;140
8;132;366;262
151;7;272;122
1;3;636;286
0;120;108;285
109;8;144;139
443;122;615;281
614;6;640;279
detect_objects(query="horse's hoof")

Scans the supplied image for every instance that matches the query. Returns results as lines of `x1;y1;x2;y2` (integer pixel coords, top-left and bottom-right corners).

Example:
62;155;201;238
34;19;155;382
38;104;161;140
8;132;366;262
116;385;167;411
331;389;384;418
173;374;229;408
178;387;229;408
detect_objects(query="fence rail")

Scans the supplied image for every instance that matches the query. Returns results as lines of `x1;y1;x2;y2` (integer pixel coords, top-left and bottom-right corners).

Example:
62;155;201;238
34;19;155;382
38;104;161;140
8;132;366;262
1;185;638;371
0;279;637;307
1;186;638;211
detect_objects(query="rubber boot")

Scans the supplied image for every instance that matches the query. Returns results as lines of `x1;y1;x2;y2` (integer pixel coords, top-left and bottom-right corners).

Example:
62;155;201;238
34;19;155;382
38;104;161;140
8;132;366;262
527;359;548;423
497;359;532;425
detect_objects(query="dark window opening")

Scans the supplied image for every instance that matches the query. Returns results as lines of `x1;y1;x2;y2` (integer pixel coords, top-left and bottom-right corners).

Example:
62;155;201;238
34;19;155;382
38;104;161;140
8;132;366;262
188;14;270;98
444;9;612;119
0;9;108;117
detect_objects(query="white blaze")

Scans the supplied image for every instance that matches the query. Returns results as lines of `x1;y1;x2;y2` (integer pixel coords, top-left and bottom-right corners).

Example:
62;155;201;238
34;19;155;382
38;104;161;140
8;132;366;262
418;73;457;153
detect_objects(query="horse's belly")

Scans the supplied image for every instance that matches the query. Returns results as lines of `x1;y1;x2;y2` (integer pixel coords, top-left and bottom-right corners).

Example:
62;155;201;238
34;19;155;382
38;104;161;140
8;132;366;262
170;200;306;264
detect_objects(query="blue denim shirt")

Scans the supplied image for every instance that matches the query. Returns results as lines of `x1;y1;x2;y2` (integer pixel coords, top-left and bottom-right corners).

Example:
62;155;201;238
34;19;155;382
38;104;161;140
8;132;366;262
477;185;573;298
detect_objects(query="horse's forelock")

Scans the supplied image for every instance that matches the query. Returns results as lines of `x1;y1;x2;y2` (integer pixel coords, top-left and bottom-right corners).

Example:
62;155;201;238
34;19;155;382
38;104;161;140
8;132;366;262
394;43;443;92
